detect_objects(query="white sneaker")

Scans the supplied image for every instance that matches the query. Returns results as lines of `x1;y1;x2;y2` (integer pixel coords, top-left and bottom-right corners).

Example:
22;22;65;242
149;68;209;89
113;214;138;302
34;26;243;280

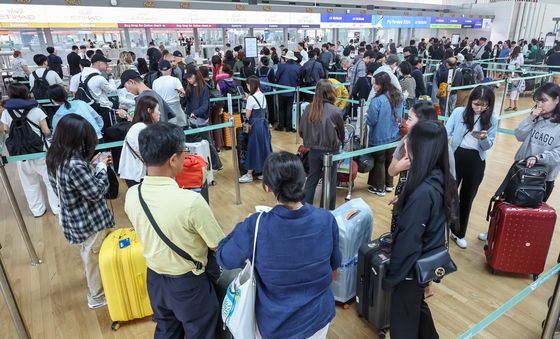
88;298;107;310
239;174;254;183
478;232;488;241
452;235;467;249
257;175;263;180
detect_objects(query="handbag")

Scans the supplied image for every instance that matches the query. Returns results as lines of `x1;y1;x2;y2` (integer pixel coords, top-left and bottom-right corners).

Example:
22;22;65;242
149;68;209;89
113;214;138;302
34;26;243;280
415;222;457;284
104;165;119;200
137;184;221;282
222;212;263;338
242;120;252;134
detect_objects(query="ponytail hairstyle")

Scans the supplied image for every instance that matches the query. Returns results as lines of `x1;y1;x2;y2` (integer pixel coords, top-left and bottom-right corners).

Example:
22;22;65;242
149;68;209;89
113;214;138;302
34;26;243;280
48;84;71;109
262;151;306;204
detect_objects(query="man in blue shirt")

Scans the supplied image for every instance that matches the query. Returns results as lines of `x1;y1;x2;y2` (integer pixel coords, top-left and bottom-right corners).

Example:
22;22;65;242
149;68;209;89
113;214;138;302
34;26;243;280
275;50;301;132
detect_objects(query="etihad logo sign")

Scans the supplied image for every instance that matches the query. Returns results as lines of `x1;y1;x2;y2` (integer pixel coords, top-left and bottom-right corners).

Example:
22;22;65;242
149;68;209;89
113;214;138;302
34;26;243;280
0;7;36;21
71;10;102;22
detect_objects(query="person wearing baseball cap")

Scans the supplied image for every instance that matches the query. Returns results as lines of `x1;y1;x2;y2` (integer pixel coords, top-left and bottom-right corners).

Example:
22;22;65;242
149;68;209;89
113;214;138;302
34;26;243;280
152;60;187;127
275;49;301;132
373;53;403;93
116;69;175;123
78;52;117;132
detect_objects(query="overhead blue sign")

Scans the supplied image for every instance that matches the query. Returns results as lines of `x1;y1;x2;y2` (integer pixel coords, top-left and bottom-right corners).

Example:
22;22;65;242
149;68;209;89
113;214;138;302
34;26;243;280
372;15;431;29
321;13;371;23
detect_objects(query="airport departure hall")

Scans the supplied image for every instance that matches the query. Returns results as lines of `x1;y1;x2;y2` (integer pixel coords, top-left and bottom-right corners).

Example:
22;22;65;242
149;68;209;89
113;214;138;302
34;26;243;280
1;0;560;338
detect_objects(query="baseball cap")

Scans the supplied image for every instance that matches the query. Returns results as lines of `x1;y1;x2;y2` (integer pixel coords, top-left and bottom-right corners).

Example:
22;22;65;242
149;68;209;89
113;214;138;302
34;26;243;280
173;50;183;57
90;53;112;64
118;69;142;89
387;54;400;65
159;59;171;71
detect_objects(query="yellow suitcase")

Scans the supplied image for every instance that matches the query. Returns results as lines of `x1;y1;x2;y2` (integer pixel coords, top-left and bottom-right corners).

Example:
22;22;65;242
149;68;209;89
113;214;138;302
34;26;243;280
223;112;242;148
99;228;153;331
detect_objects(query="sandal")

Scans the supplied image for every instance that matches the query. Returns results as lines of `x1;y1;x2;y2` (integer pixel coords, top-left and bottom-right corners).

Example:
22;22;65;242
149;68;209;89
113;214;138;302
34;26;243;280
504;107;513;112
513;107;518;111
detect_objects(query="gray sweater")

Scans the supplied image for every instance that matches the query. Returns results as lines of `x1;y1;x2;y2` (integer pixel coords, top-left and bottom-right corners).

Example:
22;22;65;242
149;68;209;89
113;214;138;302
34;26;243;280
514;115;560;180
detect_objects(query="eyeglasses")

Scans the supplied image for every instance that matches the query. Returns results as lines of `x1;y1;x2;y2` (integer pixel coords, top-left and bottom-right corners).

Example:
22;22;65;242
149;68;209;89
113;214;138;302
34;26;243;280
472;102;489;108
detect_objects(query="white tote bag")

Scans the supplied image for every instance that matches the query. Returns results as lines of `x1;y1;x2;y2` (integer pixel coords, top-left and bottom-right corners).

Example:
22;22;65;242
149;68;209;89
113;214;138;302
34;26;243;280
222;212;263;338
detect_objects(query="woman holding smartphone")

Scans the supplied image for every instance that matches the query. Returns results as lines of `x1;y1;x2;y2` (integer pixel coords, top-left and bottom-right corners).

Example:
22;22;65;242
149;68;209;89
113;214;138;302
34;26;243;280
46;114;115;309
445;85;498;249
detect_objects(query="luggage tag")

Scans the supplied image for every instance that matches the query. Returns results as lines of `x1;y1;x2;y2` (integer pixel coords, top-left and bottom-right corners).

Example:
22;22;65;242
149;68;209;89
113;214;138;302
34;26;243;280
119;238;131;249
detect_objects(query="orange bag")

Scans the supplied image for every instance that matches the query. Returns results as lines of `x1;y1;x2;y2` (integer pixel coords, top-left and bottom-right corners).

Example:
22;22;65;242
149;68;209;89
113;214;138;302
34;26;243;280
222;112;242;148
176;155;208;189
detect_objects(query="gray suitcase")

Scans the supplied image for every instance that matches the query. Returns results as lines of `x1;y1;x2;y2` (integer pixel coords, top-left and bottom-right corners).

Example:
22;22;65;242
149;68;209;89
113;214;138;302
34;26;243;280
330;198;373;303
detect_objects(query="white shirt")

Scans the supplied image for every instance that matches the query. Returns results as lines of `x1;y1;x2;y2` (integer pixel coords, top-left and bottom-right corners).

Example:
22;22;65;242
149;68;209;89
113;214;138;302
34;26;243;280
152;75;183;103
69;73;81;94
460;116;481;151
118;122;147;182
508;54;525;70
11;57;27;78
1;107;47;151
79;67;118;109
246;91;267;111
29;68;63;89
300;49;309;66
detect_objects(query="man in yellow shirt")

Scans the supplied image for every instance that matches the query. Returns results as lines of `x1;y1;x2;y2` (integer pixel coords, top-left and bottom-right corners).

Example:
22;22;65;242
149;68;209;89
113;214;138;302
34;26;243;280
124;122;225;339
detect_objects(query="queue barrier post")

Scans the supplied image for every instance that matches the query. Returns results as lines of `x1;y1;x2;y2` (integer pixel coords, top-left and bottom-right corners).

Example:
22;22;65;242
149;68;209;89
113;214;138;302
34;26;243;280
0;243;31;339
227;93;233;116
228;117;242;205
322;153;334;211
345;125;355;202
359;99;366;148
295;86;301;145
499;77;509;119
0;156;41;266
541;254;560;339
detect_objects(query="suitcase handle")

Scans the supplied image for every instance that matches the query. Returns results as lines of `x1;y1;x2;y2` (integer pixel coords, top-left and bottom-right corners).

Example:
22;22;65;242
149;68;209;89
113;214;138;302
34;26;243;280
345;210;359;220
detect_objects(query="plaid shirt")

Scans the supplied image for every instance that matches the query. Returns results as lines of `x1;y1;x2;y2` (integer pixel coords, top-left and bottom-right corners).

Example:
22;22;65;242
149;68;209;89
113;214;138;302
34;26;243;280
49;157;115;244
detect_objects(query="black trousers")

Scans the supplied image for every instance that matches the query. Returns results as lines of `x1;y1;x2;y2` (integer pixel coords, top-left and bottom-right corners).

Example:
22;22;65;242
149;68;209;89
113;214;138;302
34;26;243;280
454;147;486;238
147;269;218;339
390;280;439;339
304;149;337;210
96;106;114;134
277;95;294;131
367;148;396;189
265;93;277;125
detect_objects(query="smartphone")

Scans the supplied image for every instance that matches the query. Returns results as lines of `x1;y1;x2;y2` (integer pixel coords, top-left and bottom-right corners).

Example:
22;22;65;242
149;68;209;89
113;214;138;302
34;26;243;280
472;131;484;138
92;151;111;165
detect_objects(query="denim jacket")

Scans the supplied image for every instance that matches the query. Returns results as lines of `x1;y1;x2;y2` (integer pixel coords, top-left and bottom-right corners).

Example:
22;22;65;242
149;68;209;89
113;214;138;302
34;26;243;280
445;107;499;160
366;93;402;146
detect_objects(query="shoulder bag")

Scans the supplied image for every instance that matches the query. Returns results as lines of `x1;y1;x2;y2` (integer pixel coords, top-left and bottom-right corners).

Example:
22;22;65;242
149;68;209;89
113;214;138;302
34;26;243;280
222;212;263;338
415;221;457;284
137;184;221;282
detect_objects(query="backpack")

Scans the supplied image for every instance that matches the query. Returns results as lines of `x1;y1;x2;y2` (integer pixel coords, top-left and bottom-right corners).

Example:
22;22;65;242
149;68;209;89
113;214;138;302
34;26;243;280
460;65;476;86
5;108;45;156
436;82;448;98
31;70;50;100
301;61;318;87
176;155;208;189
143;71;161;89
74;73;101;111
258;68;272;92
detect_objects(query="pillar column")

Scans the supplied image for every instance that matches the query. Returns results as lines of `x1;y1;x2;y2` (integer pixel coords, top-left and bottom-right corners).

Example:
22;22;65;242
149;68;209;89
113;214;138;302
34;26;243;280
123;28;131;50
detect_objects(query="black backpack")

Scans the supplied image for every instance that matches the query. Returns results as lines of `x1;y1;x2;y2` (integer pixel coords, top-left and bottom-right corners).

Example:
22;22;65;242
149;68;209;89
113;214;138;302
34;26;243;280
143;71;161;89
301;61;318;87
5;108;45;156
31;70;50;100
460;65;476;86
257;68;272;92
75;73;101;111
487;161;547;220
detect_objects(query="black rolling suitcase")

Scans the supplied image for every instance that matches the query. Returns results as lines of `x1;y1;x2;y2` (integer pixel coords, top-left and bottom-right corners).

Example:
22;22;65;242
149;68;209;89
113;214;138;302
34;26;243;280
235;127;248;175
356;234;392;339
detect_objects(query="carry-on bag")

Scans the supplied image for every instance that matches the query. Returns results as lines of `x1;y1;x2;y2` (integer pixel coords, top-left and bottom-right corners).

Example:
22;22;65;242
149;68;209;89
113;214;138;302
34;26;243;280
356;234;392;338
330;198;373;303
99;228;153;331
223;112;242;148
489;161;547;209
485;201;556;280
185;140;215;185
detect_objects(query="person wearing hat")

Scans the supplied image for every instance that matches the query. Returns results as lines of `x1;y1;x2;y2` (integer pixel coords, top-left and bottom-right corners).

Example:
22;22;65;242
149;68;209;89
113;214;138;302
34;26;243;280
373;54;403;93
173;50;188;79
152;60;187;127
275;50;301;132
79;53;117;131
117;69;175;123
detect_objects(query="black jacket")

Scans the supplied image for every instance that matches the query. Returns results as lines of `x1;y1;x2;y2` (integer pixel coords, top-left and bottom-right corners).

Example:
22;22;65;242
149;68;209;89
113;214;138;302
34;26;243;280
67;52;81;76
411;68;426;98
384;169;447;288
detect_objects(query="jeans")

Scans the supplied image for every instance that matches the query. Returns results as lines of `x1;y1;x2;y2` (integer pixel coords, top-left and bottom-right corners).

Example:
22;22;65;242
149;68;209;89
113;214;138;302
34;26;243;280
277;95;294;131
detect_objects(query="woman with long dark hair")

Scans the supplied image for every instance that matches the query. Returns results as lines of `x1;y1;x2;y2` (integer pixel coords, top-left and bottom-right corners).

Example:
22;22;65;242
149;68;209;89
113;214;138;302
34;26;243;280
217;151;341;339
46;114;115;309
185;70;210;127
366;72;403;196
300;79;345;209
384;120;456;339
446;85;498;248
238;76;273;183
508;46;524;70
119;96;161;187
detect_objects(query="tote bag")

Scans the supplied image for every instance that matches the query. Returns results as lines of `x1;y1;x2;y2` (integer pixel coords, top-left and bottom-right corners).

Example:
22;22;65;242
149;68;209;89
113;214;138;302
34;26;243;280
222;212;263;338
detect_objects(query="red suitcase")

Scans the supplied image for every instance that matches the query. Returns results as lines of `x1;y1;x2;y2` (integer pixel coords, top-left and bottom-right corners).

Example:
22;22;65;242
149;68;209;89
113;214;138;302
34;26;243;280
485;201;556;280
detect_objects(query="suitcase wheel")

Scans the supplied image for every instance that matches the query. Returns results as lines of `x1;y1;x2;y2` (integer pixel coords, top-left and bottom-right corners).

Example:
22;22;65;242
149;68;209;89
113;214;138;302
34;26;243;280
533;274;539;281
378;330;386;339
343;303;350;310
111;321;121;331
211;180;216;186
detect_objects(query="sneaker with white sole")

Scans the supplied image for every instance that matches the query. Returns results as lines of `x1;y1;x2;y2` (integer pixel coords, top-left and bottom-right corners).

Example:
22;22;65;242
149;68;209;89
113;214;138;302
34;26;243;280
88;298;107;310
451;234;467;249
257;175;263;180
385;186;394;192
367;186;386;196
239;174;254;183
478;232;488;241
